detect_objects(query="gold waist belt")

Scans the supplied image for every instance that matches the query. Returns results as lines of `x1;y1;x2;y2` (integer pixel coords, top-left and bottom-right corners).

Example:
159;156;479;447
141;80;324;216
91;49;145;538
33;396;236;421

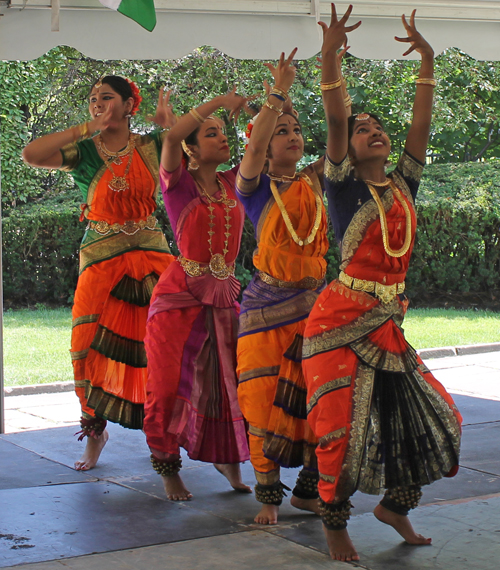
87;215;157;236
258;271;324;291
338;270;405;304
178;254;235;280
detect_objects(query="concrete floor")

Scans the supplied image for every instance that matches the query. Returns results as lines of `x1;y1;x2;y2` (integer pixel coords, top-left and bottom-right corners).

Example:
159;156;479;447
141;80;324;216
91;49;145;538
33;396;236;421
1;350;500;569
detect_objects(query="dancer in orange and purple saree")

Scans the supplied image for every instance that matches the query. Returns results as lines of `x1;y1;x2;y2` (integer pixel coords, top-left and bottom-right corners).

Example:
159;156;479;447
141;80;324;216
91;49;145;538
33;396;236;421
302;5;462;562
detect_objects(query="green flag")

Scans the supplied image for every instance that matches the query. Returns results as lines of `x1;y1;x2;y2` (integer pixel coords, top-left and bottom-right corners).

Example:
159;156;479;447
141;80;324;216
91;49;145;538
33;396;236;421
99;0;157;32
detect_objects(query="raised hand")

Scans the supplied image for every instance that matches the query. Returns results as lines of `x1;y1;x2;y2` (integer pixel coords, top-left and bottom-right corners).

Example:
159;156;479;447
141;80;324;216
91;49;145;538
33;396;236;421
147;88;177;129
319;3;361;56
263;48;298;93
89;102;115;133
395;9;434;57
220;86;248;122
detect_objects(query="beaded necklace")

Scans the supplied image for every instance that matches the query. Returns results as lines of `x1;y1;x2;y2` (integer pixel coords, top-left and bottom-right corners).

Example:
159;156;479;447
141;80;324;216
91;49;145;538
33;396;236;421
96;133;136;192
366;179;413;258
196;177;236;279
269;176;323;247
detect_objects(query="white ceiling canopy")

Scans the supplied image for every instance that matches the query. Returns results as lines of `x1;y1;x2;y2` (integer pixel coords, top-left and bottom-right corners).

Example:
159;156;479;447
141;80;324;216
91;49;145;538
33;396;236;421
0;1;499;62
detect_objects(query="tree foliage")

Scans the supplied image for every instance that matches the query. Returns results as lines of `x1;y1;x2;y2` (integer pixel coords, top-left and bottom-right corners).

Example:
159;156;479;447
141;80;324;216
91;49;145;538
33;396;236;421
1;46;500;210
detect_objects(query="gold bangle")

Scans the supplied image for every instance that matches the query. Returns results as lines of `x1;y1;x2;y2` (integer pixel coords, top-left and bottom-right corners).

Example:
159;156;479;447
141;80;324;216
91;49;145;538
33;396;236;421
416;78;437;86
189;108;205;124
271;86;288;99
264;100;283;115
320;78;343;91
79;122;90;140
344;95;352;108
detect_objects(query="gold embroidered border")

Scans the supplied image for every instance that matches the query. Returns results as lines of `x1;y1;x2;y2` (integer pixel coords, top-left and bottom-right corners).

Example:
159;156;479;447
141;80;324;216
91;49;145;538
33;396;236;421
319;427;347;448
336;363;375;499
79;228;170;274
71;349;89;361
75;379;88;389
302;298;401;359
254;468;280;486
307;376;351;414
324;154;350;183
319;472;337;484
397;151;424;183
72;314;99;328
60;141;80;172
135;133;161;199
249;424;268;438
239;290;318;336
239;365;280;384
236;171;261;195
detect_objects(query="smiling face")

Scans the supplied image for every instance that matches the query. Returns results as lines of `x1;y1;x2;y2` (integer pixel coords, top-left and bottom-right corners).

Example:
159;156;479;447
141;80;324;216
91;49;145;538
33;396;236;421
268;113;304;170
88;82;133;124
348;114;391;167
187;117;230;166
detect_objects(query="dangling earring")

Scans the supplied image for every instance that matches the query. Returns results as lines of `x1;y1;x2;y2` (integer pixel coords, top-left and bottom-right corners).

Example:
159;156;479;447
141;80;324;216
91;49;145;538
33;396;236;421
181;140;199;171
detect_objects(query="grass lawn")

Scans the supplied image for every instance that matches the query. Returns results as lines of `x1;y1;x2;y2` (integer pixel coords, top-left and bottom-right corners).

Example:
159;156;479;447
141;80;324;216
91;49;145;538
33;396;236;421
2;307;500;387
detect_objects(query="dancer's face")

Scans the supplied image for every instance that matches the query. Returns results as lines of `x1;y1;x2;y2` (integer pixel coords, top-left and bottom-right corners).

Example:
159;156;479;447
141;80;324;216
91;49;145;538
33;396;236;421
348;116;391;165
268;114;304;169
188;117;230;166
88;83;133;123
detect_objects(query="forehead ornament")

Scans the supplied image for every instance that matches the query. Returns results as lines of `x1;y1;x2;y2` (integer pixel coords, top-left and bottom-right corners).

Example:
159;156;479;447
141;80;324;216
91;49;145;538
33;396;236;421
355;113;371;121
94;77;103;90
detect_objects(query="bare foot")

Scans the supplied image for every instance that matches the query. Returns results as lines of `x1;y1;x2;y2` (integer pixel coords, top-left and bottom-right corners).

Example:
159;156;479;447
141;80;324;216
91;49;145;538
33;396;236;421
213;463;252;493
374;504;432;545
323;525;360;562
74;429;109;470
162;473;192;501
254;504;279;524
290;495;321;515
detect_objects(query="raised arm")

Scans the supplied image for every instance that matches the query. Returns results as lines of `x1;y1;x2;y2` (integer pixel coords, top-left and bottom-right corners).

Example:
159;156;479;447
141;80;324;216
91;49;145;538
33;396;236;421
22;106;113;169
160;88;246;173
320;4;361;164
395;9;434;163
239;48;298;181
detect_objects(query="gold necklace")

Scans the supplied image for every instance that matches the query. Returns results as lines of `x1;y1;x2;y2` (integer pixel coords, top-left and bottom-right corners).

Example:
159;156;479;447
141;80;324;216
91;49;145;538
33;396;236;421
364;177;391;188
268;171;297;183
96;134;136;192
196;176;235;280
367;180;413;258
269;178;323;247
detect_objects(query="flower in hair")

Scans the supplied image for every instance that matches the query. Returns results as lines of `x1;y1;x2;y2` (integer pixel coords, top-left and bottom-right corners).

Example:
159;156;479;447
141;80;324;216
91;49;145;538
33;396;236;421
126;78;142;116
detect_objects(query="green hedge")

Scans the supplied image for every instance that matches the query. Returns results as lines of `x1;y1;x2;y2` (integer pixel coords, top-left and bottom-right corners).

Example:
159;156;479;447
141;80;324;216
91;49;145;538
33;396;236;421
2;161;499;308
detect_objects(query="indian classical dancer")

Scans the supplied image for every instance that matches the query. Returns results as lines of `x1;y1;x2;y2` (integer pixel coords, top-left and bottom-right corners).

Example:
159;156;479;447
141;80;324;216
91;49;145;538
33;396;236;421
302;5;462;561
22;76;174;471
236;49;349;524
143;89;252;500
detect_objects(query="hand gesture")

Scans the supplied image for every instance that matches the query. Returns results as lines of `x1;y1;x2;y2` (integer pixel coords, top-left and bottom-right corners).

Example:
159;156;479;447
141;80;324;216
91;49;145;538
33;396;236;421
395;9;434;57
319;3;361;56
220;87;248;123
89;103;115;133
147;88;177;129
263;48;298;93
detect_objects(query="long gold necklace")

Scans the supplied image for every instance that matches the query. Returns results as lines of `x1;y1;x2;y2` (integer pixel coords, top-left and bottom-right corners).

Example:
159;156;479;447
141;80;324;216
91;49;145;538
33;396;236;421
367;180;413;258
269;178;323;247
96;134;136;192
196;177;235;279
268;171;297;183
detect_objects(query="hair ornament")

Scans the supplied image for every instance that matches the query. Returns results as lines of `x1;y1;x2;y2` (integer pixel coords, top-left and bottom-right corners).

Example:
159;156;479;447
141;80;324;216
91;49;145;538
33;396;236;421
125;78;142;116
355;113;371;121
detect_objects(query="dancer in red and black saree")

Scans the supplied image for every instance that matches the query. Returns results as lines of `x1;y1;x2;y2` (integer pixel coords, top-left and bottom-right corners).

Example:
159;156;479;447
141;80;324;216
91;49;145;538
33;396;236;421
143;90;251;501
302;6;462;562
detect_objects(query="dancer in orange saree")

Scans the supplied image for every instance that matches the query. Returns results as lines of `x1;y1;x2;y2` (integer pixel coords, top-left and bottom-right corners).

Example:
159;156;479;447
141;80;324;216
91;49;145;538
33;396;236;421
236;50;345;524
143;90;251;501
22;76;174;470
302;6;462;562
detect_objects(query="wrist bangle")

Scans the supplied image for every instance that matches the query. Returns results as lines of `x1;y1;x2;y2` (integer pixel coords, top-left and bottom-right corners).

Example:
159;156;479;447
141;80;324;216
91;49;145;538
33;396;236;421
344;95;352;108
189;108;205;124
74;122;90;142
270;92;286;102
264;100;283;115
320;78;342;91
271;86;288;99
416;78;437;87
